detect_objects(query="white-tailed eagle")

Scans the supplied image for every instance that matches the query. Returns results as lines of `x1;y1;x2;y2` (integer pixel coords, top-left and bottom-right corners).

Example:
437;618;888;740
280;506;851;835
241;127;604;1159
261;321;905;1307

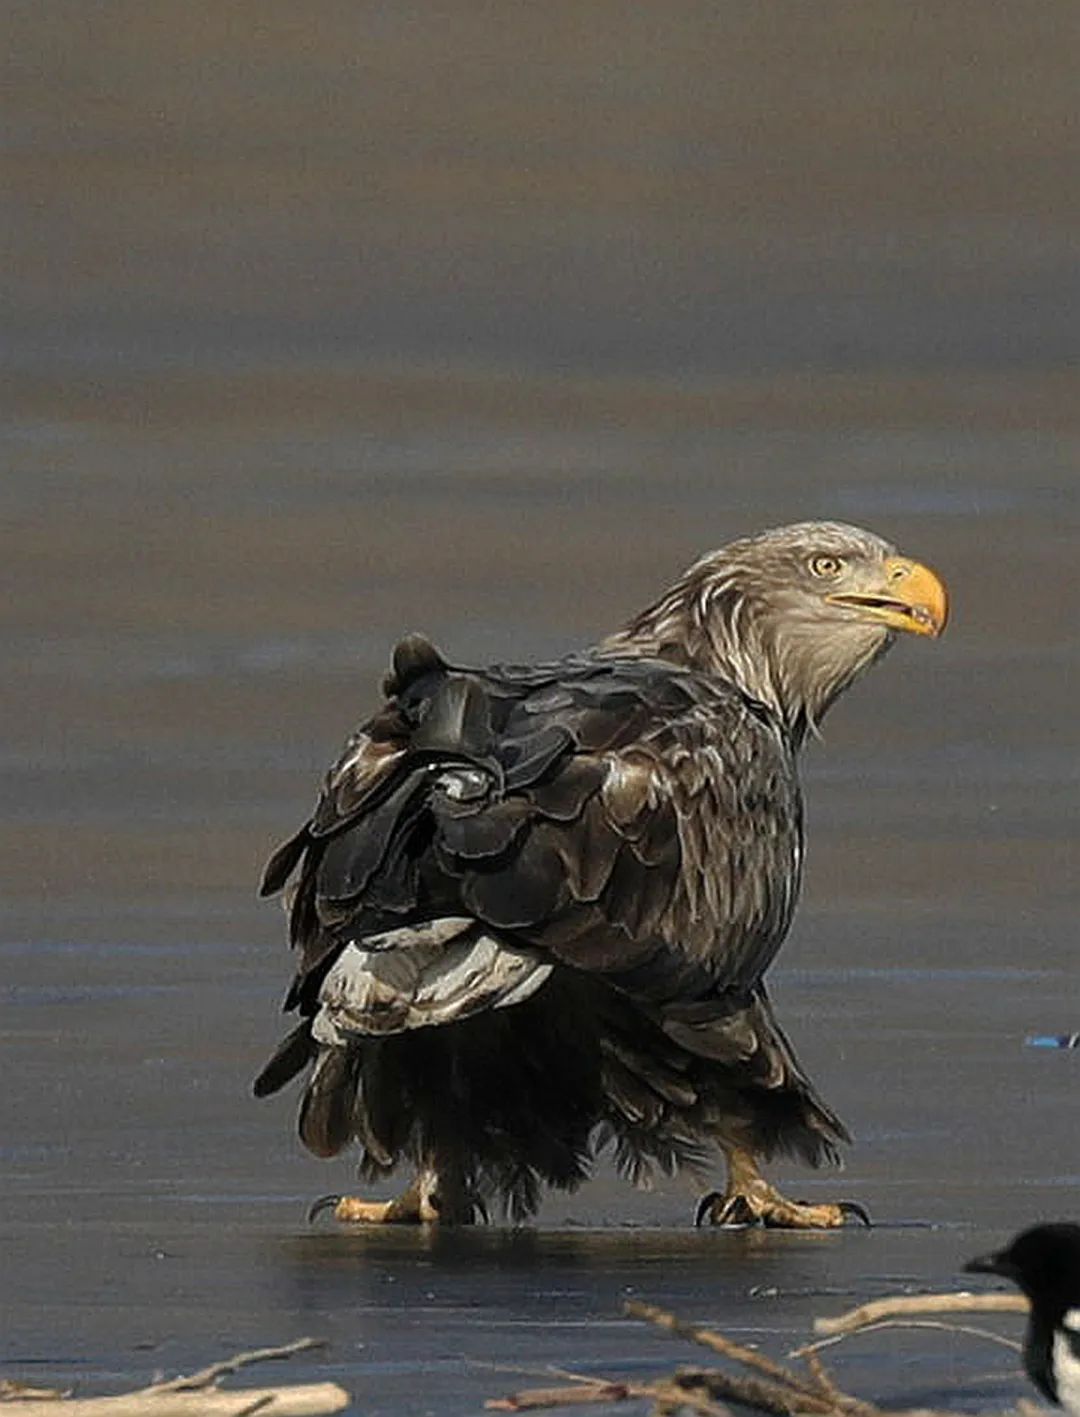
255;521;947;1226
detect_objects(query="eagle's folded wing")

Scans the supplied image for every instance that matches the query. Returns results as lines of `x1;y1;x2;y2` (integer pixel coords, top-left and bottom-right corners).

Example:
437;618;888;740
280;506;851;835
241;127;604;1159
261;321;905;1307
263;634;802;1031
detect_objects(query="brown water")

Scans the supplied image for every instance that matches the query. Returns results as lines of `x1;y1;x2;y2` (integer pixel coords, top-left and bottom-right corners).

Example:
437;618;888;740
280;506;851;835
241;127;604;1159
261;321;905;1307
4;5;1079;1413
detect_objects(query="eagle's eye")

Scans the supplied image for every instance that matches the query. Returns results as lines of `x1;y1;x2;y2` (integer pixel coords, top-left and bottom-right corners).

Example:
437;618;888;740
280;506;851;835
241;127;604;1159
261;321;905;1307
808;554;845;579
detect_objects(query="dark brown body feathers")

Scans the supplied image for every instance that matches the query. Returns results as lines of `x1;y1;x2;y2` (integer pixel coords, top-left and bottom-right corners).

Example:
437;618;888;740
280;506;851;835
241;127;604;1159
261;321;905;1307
256;636;845;1217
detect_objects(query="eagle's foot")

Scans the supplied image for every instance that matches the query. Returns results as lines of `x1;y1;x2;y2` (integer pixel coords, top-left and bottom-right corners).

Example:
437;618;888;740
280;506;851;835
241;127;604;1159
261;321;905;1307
308;1192;426;1224
695;1181;869;1230
696;1144;870;1230
308;1169;484;1225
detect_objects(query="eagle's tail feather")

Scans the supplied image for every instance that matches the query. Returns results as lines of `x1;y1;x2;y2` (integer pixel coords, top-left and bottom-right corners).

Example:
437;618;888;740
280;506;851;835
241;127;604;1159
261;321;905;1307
298;1046;361;1159
252;1021;316;1098
653;986;849;1169
727;988;850;1168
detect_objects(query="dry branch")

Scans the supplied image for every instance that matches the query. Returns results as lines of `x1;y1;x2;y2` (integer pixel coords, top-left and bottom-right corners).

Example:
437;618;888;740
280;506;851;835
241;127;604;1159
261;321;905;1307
795;1319;1023;1359
486;1375;730;1416
1;1341;348;1417
647;1378;732;1417
0;1385;349;1417
801;1351;860;1410
145;1340;328;1393
0;1385;71;1403
487;1292;1030;1417
486;1380;639;1410
672;1366;832;1415
624;1301;820;1395
813;1293;1029;1337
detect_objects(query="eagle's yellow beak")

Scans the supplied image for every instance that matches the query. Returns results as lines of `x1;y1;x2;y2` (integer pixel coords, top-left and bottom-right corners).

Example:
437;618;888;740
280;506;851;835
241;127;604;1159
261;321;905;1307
827;557;948;638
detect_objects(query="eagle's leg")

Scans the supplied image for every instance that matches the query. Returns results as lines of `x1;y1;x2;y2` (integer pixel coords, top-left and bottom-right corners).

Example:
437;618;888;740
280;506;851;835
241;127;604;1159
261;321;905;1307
695;1143;870;1230
310;1158;482;1225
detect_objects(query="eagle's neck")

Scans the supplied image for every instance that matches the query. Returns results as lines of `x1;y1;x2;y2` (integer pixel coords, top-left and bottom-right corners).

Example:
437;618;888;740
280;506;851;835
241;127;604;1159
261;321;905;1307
600;565;889;747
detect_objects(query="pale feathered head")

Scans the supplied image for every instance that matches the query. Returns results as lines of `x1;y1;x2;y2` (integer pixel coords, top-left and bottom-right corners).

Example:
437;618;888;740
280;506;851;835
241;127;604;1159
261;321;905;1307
605;521;948;740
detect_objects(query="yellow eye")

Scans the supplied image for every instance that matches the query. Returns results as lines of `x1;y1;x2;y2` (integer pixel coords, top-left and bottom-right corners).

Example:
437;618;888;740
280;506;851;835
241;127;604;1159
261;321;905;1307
809;554;844;579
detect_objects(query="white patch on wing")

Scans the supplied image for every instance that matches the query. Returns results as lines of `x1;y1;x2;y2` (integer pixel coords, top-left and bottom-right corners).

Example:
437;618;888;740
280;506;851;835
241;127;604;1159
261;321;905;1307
1053;1322;1080;1416
433;766;490;801
361;916;475;952
312;917;553;1039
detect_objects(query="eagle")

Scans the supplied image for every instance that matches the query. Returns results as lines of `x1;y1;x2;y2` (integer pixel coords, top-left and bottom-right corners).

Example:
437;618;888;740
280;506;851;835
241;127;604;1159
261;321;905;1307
255;521;947;1227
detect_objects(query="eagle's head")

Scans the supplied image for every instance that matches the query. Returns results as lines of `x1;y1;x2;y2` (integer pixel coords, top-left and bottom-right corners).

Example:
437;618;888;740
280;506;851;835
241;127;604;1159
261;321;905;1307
609;520;948;739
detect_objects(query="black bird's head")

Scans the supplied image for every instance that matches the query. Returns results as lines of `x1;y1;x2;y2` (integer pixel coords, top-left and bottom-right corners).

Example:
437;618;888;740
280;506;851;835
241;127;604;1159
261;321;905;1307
967;1223;1080;1318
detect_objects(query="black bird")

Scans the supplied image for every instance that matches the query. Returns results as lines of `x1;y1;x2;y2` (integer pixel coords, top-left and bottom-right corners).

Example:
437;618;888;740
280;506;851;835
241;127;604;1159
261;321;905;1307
967;1224;1080;1415
255;521;947;1227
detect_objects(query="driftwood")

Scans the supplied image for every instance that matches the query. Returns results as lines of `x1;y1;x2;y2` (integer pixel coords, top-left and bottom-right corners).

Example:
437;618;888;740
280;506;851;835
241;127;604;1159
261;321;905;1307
485;1295;1029;1416
0;1340;349;1417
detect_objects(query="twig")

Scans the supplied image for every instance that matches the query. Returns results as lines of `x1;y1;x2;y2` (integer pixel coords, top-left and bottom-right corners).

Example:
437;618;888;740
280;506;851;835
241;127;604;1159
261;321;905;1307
474;1363;622;1387
231;1399;274;1417
0;1385;72;1403
486;1380;642;1410
795;1320;1022;1359
670;1367;838;1416
146;1339;328;1393
649;1377;731;1417
800;1350;872;1412
624;1301;821;1398
486;1375;731;1416
813;1293;1028;1337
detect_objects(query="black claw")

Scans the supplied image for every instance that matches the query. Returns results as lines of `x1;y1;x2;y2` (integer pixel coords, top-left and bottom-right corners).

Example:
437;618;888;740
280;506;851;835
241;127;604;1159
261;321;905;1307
307;1194;342;1224
695;1192;756;1228
793;1198;873;1228
721;1196;757;1227
694;1191;722;1227
838;1200;872;1228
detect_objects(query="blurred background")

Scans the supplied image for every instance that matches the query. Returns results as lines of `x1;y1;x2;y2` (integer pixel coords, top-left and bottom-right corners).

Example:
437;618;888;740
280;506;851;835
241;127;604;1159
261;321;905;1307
4;2;1079;1409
